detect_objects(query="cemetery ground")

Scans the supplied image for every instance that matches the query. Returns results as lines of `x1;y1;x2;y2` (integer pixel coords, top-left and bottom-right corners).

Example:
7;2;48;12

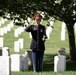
0;18;76;75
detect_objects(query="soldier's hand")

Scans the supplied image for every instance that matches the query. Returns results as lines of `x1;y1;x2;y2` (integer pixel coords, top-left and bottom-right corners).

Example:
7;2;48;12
31;21;35;25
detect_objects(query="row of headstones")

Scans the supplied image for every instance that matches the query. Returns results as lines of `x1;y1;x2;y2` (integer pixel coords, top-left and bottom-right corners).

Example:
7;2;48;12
0;37;24;53
46;17;55;39
0;50;28;75
14;17;31;37
0;47;66;75
0;20;14;36
0;18;8;26
61;22;76;41
40;13;76;41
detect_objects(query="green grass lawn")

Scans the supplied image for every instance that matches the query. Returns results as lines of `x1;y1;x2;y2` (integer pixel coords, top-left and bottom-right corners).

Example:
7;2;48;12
0;19;76;75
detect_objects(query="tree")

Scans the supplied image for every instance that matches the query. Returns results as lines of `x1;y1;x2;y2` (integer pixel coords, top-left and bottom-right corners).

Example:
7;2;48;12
0;0;76;61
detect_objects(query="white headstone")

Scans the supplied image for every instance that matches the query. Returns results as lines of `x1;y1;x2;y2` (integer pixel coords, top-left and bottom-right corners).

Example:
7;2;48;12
0;56;11;75
50;17;55;26
61;22;66;41
7;13;11;19
18;38;24;49
4;18;8;22
24;20;28;26
46;26;52;39
27;17;31;23
14;41;20;52
11;54;28;71
11;54;21;71
0;37;4;47
0;28;4;36
14;29;19;37
15;19;18;23
29;33;32;38
10;21;14;28
7;24;11;32
1;18;5;24
17;28;21;35
21;53;28;71
40;12;45;18
74;22;76;33
54;55;66;72
3;27;8;34
2;47;10;56
20;27;24;33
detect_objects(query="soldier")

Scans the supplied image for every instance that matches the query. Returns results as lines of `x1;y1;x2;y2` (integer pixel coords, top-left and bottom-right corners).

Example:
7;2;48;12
25;14;47;72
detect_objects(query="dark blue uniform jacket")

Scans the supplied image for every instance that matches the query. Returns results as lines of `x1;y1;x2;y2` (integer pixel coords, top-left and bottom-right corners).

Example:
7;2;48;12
25;24;47;51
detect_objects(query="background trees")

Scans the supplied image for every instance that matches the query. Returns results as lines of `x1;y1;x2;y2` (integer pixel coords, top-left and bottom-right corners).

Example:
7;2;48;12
0;0;76;61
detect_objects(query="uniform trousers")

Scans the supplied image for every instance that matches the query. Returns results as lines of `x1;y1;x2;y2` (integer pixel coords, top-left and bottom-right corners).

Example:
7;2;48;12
32;50;44;72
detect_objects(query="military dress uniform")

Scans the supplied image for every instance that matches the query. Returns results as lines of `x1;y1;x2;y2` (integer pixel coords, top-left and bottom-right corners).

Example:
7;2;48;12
25;24;47;72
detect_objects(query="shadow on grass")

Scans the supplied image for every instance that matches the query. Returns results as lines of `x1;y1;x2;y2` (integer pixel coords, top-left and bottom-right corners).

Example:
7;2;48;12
29;54;76;72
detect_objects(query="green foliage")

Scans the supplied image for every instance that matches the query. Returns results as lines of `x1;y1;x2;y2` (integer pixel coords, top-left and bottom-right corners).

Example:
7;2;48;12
0;0;76;23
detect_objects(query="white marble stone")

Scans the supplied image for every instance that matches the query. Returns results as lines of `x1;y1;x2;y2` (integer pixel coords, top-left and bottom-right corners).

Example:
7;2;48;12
24;20;29;26
50;17;55;26
2;47;10;56
40;12;45;18
61;22;66;41
11;54;21;71
4;18;8;22
74;22;76;33
29;33;32;38
3;27;8;34
14;41;20;52
46;26;52;39
17;28;21;35
27;17;31;23
0;56;11;75
7;24;11;32
11;54;28;71
18;38;24;49
20;27;24;33
7;13;11;19
1;18;5;24
21;53;28;71
14;29;19;37
0;28;4;36
54;55;66;72
0;37;4;47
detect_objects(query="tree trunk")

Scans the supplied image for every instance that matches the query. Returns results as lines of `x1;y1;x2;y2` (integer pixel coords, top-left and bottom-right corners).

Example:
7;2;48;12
66;24;76;61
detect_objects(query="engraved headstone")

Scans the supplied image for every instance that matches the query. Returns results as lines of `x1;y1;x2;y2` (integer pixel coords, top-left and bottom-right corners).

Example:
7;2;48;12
0;28;4;36
2;47;10;56
0;37;4;47
3;27;8;34
18;38;24;49
0;56;11;75
46;26;52;39
14;29;19;37
54;55;66;72
7;24;11;32
11;54;28;71
21;53;28;71
29;33;32;38
61;22;66;41
11;54;21;71
14;41;20;52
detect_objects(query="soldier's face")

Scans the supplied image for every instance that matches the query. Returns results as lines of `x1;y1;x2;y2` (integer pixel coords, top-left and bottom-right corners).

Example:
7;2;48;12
35;17;41;24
